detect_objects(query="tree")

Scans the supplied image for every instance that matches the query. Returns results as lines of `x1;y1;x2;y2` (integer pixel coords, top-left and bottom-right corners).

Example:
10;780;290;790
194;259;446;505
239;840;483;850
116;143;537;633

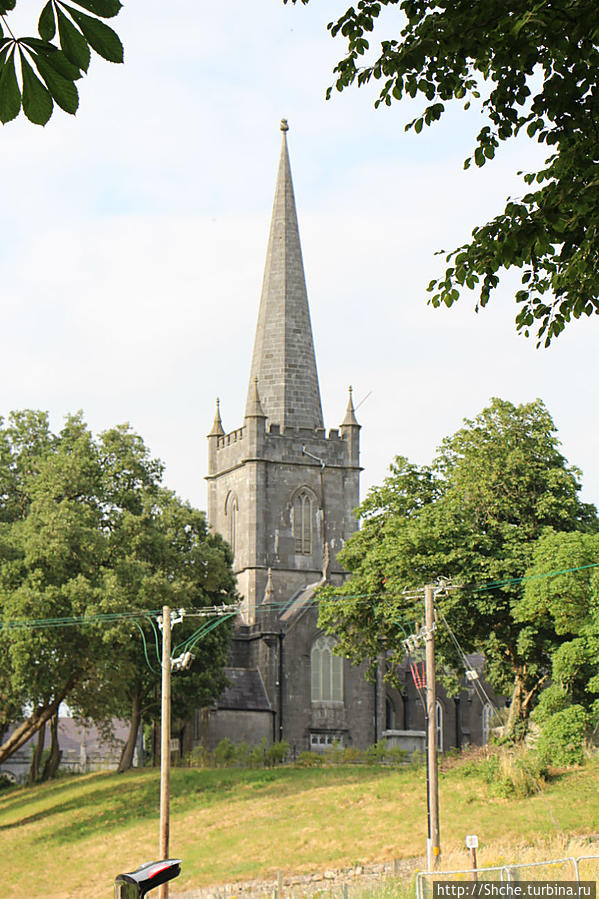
0;411;236;773
286;0;599;345
516;529;599;758
0;0;123;125
318;398;598;734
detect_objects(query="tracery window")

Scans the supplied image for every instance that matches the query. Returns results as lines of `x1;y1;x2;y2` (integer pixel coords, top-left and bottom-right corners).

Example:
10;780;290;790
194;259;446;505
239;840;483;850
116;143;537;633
292;488;313;555
311;635;343;703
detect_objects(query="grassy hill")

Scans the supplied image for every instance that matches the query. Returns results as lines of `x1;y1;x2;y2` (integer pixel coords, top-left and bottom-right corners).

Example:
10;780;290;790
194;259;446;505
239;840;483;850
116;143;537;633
3;753;599;898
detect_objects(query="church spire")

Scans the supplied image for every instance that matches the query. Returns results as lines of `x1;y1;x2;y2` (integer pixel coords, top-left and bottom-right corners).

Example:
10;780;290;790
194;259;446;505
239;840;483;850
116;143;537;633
208;398;225;437
245;120;324;430
341;386;359;428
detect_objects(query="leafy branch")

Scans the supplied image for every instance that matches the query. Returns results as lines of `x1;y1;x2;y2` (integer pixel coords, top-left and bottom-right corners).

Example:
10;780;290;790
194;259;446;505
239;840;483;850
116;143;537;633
285;0;599;345
0;0;123;126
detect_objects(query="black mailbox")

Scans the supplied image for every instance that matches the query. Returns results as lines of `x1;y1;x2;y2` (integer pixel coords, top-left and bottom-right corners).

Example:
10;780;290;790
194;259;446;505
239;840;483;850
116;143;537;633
114;859;182;898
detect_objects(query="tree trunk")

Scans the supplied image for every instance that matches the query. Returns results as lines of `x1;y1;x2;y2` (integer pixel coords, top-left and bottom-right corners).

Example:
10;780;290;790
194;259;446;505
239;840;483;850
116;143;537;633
41;714;62;781
505;670;546;738
28;720;46;785
118;685;142;773
0;674;78;765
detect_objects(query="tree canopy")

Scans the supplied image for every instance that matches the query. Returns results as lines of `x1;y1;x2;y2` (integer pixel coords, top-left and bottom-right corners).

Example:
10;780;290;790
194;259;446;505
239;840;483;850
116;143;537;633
515;529;599;760
318;398;598;733
0;411;236;773
0;0;123;125
287;0;599;345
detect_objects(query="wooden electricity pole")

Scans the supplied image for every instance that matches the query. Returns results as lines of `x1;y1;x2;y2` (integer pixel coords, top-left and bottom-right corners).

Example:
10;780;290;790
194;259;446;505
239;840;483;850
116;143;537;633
159;605;172;899
425;584;441;869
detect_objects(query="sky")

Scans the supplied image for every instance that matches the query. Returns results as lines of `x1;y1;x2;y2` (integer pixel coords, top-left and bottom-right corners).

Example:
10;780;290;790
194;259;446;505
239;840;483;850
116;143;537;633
1;0;598;512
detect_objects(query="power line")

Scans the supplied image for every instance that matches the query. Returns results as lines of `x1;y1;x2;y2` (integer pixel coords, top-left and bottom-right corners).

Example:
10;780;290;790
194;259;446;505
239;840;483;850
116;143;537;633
3;558;597;632
0;603;241;632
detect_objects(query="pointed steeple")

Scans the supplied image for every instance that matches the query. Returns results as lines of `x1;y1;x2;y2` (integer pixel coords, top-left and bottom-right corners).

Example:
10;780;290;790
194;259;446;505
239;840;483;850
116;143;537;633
246;378;266;419
341;386;359;428
208;398;225;437
245;120;324;430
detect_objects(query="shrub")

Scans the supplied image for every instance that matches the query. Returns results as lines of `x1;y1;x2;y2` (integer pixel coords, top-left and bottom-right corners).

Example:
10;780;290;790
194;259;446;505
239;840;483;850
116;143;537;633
537;705;588;767
213;737;237;768
266;740;290;766
295;751;324;767
474;747;547;798
341;746;367;764
365;740;388;764
533;685;571;726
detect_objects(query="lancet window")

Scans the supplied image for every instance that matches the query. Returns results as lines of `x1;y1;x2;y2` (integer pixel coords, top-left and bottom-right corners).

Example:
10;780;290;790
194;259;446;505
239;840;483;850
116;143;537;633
225;493;238;557
311;635;343;703
292;488;314;555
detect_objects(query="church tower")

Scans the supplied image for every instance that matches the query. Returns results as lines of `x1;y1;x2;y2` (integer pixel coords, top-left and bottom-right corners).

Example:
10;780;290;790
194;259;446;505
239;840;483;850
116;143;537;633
206;121;361;625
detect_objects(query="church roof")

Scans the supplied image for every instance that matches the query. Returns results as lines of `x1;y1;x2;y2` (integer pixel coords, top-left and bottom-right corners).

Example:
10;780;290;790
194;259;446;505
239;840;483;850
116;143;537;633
245;121;324;430
217;667;272;712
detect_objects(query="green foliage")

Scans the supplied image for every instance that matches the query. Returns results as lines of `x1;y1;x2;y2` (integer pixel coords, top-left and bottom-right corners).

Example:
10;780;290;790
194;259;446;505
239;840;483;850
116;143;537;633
317;398;597;729
518;530;599;760
188;739;409;770
189;738;291;769
476;747;548;798
295;750;324;767
532;684;572;727
0;410;237;769
364;740;408;765
0;0;123;125
537;705;588;767
286;0;599;344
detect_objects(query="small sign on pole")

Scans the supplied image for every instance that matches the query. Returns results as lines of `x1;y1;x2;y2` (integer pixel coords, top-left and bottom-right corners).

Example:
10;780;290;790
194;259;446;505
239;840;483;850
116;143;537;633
465;835;478;882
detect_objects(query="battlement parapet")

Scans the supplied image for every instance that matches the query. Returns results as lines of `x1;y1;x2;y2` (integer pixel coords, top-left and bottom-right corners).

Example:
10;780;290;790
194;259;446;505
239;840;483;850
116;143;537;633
213;418;359;471
217;427;245;449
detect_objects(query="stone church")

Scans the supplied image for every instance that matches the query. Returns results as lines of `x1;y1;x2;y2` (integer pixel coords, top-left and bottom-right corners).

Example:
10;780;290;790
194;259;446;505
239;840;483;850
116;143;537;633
196;122;501;756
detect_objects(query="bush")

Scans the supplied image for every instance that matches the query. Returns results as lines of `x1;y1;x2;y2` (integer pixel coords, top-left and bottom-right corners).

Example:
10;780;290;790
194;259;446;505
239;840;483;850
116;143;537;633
533;685;571;726
266;740;290;766
213;737;237;768
295;751;324;767
186;738;291;769
340;746;367;764
474;747;547;798
537;705;588;767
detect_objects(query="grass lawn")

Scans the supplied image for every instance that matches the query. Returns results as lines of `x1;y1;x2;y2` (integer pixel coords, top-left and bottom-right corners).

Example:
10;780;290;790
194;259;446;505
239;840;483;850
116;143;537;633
2;755;599;897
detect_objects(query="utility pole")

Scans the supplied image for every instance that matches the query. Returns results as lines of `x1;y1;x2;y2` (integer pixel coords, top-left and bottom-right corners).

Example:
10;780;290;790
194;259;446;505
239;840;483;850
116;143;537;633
425;584;440;869
159;605;171;899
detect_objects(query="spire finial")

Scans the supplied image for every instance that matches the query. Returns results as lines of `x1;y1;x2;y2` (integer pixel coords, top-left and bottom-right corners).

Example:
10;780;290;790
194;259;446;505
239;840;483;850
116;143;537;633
280;118;289;132
341;385;359;428
208;396;225;437
246;376;266;418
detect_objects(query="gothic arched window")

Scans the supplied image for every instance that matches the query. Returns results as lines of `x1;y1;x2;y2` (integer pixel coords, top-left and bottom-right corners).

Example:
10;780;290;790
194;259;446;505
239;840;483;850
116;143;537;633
292;488;314;555
311;635;343;703
385;697;395;731
225;493;238;557
482;702;493;745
